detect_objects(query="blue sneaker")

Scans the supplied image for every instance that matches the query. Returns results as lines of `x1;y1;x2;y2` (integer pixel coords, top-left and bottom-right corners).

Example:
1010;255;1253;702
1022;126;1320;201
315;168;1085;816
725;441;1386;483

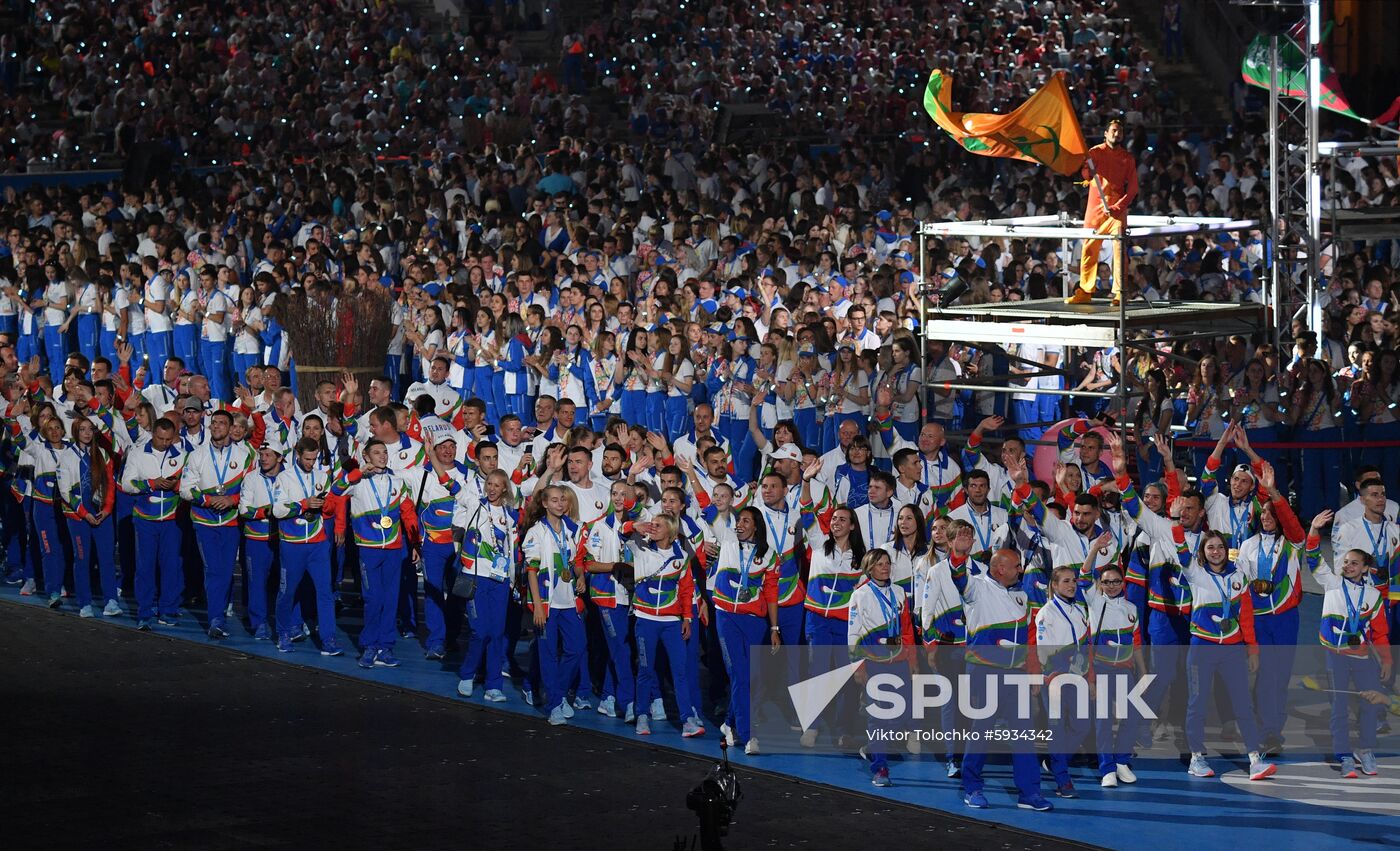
47;593;62;609
374;649;400;668
522;689;535;707
208;623;229;640
1017;795;1054;812
320;637;343;657
963;791;989;809
157;613;180;626
292;623;310;642
357;648;376;669
253;623;272;641
425;644;446;660
276;634;295;653
136;618;153;631
3;571;23;585
872;768;892;788
1356;750;1378;776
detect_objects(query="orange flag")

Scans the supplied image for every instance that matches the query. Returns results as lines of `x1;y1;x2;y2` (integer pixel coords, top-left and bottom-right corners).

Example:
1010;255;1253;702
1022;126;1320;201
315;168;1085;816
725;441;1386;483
922;69;1088;176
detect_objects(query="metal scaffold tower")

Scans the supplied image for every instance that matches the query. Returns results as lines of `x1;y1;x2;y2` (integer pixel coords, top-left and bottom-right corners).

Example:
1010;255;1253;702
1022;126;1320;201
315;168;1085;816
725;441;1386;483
1236;0;1322;340
917;215;1264;432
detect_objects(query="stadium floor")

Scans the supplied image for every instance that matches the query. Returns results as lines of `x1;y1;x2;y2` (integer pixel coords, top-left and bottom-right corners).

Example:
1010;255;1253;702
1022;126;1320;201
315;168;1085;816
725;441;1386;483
0;595;1081;851
0;585;1394;850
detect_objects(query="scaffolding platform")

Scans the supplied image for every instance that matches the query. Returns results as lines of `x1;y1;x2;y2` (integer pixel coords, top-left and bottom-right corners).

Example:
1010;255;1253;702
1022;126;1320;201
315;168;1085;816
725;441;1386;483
1323;206;1400;242
923;298;1266;348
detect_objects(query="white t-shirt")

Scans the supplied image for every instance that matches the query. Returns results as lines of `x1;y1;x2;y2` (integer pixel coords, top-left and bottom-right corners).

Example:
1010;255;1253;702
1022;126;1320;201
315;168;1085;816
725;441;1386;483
387;300;406;357
74;281;99;317
1036;345;1064;392
144;275;173;333
928;356;962;421
201;289;231;342
892;363;923;423
419;328;444;377
104;287;124;333
220;284;240;337
235;304;263;354
667;358;694;399
1011;343;1045;402
123;284;145;334
565;479;613;525
43;280;68;326
176;290;198;327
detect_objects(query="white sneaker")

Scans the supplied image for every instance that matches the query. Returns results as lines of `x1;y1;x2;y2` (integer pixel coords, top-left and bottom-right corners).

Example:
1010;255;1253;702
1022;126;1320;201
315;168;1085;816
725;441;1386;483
744;738;760;756
1101;773;1119;788
1115;763;1137;784
102;599;124;617
1187;753;1215;778
225;602;235;618
596;696;617;717
650;698;666;722
560;700;575;719
1248;753;1277;781
799;728;818;748
79;605;95;618
720;723;737;747
456;678;474;698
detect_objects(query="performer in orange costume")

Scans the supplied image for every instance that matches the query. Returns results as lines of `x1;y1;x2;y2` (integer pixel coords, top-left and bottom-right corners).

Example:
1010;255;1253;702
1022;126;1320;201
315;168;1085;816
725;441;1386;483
1067;119;1138;305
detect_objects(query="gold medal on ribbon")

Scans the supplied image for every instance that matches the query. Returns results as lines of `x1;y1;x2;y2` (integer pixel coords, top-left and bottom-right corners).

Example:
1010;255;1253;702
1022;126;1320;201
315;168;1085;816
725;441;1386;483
379;516;393;529
1227;548;1240;561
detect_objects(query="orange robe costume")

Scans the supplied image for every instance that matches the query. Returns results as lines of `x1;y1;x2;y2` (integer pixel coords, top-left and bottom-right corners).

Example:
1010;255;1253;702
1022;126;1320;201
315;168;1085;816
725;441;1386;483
1077;142;1139;295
